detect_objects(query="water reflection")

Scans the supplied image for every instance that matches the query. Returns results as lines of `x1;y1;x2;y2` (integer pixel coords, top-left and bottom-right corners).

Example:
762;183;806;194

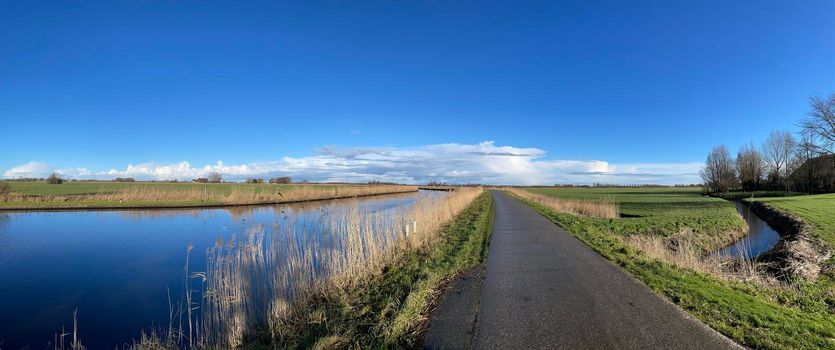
718;201;781;259
0;191;437;349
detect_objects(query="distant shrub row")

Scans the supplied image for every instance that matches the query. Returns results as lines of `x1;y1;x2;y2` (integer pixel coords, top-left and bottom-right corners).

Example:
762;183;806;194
243;177;292;184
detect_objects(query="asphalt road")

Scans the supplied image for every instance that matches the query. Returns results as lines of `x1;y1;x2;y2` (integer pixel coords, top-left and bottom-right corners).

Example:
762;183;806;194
428;190;742;349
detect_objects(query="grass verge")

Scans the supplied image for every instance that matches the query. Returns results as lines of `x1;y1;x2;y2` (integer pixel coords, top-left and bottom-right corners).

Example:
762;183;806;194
512;191;835;350
258;191;494;349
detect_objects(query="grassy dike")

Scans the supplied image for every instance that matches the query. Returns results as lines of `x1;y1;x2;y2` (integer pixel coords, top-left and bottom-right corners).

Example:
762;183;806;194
510;193;835;350
254;191;494;349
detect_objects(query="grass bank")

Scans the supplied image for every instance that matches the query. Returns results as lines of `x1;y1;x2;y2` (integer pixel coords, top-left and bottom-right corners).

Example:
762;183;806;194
712;191;803;201
511;187;835;349
263;191;493;348
0;181;417;210
752;193;835;247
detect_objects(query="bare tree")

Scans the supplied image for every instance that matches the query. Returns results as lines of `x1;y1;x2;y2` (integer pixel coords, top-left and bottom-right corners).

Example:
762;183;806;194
207;172;222;183
800;93;835;154
761;130;796;189
701;145;737;193
791;130;822;193
46;172;64;185
800;93;835;188
736;143;764;191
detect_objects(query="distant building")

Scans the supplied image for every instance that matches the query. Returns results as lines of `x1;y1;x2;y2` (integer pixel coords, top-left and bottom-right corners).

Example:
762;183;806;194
789;155;835;193
193;178;209;183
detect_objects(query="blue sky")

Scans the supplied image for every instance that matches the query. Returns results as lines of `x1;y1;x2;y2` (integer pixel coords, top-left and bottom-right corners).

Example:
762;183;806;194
2;1;833;184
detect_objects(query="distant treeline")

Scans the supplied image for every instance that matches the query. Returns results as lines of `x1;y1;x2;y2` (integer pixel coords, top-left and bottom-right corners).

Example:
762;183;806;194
510;183;701;188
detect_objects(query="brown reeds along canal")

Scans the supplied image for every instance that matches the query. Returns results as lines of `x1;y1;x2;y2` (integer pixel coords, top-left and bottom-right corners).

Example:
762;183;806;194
0;190;445;348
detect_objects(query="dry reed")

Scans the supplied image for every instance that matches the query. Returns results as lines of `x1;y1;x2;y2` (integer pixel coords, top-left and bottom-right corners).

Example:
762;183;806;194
52;309;85;350
503;187;619;218
129;187;482;348
4;185;417;206
625;234;779;286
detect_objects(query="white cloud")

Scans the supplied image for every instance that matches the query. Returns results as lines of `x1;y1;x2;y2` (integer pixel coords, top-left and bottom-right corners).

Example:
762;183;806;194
2;161;51;178
2;141;704;185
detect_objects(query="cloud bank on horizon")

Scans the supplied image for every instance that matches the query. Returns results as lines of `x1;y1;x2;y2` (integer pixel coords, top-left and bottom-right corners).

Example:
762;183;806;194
3;141;703;185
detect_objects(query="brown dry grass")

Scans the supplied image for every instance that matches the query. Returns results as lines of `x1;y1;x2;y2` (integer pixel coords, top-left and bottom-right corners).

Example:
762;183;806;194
3;184;417;207
503;187;619;218
625;234;780;287
51;309;85;350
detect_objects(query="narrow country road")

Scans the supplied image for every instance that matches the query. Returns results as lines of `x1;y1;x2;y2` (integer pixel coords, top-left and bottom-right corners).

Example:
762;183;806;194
426;191;741;349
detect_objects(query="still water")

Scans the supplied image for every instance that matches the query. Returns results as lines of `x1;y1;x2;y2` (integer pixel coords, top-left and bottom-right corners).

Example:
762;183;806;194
0;191;435;349
717;201;782;259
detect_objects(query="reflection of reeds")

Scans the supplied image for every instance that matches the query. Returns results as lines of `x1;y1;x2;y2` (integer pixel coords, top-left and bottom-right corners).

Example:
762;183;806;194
4;185;417;207
503;187;619;219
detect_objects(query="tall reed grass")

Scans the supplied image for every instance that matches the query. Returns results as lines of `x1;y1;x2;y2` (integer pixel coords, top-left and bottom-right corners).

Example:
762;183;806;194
624;234;775;285
112;187;482;349
3;184;417;207
51;309;85;350
199;187;480;346
503;187;619;218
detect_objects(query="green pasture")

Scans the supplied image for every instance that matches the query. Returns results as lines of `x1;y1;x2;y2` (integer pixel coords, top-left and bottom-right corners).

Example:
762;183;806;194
526;187;747;250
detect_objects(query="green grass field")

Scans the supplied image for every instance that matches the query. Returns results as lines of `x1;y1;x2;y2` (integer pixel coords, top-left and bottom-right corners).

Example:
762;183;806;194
752;193;835;247
513;187;835;349
526;187;747;251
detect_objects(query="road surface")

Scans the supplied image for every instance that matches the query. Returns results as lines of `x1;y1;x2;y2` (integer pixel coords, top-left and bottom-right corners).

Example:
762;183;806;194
426;191;741;350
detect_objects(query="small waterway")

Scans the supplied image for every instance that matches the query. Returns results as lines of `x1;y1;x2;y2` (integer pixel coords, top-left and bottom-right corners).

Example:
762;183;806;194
717;201;781;259
0;190;443;349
